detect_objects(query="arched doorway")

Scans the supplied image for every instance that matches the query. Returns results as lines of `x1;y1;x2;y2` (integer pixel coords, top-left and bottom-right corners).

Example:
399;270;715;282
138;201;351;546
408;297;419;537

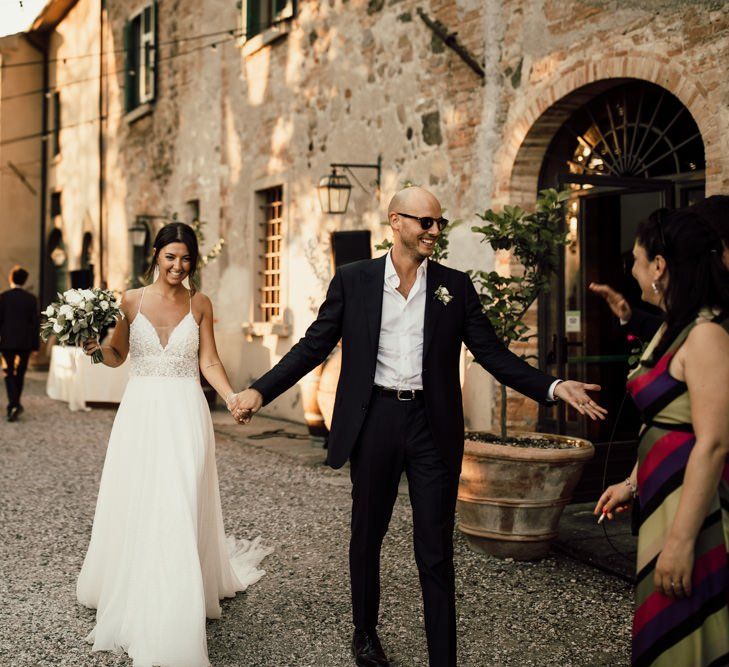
537;79;706;498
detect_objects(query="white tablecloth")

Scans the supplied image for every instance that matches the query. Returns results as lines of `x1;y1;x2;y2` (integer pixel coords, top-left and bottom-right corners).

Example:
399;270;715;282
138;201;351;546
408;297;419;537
46;346;130;411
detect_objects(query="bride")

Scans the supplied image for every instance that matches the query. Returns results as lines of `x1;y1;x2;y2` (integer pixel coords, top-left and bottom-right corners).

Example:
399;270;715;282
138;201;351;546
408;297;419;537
77;222;271;666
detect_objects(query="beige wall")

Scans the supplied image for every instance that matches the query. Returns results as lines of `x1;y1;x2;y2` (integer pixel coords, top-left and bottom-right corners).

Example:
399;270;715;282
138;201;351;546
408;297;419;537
45;0;102;291
0;34;43;295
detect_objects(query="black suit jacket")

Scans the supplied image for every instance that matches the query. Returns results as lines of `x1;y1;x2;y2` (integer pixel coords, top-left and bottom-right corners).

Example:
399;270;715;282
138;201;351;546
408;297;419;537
0;288;40;352
252;256;557;473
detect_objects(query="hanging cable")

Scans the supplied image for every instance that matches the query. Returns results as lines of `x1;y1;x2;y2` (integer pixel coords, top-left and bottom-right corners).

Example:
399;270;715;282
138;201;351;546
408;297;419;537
598;389;637;563
0;25;242;69
0;24;255;103
0;29;245;146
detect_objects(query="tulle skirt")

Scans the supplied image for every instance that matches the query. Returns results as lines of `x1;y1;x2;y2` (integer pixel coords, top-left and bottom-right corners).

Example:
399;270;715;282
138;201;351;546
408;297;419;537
76;376;272;667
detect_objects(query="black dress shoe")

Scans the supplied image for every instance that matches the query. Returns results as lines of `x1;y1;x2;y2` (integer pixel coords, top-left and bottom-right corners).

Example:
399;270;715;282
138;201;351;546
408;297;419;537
352;629;391;666
7;407;20;422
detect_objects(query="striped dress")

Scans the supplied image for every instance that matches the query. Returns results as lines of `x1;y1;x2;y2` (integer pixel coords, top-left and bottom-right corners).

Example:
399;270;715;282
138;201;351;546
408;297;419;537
627;314;729;667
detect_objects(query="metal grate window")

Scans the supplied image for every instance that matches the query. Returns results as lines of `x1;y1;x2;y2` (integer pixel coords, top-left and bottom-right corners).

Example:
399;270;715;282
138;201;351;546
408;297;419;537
258;186;283;322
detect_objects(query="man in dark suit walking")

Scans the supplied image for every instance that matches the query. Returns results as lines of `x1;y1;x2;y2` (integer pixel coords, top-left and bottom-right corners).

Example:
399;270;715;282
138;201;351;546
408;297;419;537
231;187;606;666
0;266;40;422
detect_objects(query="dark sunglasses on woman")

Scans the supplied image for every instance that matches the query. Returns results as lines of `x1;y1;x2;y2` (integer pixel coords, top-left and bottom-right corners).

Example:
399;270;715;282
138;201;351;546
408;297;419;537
396;211;449;232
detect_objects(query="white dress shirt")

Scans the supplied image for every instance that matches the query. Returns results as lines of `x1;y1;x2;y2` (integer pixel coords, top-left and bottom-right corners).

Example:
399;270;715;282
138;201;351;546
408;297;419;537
373;250;561;400
374;251;427;390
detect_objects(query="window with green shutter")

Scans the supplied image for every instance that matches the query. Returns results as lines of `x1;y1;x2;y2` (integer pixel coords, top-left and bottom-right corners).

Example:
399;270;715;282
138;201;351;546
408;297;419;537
124;2;157;113
245;0;296;39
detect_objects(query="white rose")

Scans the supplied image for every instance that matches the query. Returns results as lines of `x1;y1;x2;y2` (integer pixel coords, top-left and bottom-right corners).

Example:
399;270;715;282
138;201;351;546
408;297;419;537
100;300;109;311
53;322;64;334
81;289;96;301
64;290;83;306
59;304;74;318
44;305;55;317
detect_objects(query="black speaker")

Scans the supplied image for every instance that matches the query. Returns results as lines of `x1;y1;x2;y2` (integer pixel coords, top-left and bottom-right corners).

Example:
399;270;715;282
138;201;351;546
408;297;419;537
330;231;372;268
70;268;94;289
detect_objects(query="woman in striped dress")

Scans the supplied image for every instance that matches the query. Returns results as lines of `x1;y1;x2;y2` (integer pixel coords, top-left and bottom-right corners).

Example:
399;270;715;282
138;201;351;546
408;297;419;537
596;208;729;667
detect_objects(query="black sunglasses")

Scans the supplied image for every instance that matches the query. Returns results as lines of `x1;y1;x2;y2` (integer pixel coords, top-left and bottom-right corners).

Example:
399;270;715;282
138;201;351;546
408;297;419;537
396;211;449;232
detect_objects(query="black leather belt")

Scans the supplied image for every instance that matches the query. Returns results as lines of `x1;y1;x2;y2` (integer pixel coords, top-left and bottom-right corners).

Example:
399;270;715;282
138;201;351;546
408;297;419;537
373;385;424;401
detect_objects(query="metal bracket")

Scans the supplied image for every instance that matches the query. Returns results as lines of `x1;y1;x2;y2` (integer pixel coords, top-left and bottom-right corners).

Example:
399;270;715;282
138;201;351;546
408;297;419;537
416;8;485;81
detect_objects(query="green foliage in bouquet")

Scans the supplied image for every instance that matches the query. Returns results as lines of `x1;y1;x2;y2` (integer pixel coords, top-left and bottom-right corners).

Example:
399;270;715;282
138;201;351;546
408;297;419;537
41;288;122;363
469;188;571;440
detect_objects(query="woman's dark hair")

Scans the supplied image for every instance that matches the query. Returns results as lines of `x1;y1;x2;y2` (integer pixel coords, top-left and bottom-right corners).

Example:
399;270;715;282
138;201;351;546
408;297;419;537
636;207;729;365
689;194;729;247
145;222;200;291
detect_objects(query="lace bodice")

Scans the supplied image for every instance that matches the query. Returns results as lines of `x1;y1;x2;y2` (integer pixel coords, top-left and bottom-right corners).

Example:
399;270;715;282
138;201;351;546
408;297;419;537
129;289;200;379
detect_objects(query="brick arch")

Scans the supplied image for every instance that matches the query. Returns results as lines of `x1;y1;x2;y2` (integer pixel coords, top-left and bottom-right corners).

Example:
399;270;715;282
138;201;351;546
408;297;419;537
493;55;721;206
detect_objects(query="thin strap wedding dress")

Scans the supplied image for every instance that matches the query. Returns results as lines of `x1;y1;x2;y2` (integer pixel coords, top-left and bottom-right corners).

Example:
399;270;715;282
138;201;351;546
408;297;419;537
77;288;272;667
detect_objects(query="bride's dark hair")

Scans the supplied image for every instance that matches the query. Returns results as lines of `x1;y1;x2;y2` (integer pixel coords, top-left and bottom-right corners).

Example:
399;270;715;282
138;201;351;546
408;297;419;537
145;222;200;291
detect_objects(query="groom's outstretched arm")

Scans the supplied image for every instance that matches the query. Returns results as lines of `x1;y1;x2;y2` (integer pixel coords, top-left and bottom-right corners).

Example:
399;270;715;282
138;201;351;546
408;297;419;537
462;274;556;405
462;275;606;419
249;269;345;406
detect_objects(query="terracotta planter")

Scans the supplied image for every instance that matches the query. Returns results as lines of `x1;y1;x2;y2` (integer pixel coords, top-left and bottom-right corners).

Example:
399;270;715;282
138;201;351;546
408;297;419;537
316;345;342;431
301;363;328;437
457;432;594;560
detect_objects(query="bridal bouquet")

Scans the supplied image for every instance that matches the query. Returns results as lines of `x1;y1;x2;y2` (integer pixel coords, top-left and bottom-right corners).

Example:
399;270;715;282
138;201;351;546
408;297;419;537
41;288;121;363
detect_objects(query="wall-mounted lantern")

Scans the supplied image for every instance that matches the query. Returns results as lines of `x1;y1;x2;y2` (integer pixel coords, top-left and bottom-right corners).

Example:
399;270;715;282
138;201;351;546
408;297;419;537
317;156;382;215
128;217;150;248
129;217;151;287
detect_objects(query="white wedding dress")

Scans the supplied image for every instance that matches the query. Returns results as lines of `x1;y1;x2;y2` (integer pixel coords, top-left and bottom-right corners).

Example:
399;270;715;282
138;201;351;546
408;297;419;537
77;288;272;667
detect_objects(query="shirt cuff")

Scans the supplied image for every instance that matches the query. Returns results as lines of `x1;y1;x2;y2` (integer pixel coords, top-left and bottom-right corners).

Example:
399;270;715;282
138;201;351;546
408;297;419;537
548;379;562;402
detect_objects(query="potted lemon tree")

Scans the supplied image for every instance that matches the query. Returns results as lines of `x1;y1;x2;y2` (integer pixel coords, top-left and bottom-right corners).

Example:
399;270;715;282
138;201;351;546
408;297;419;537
457;189;594;560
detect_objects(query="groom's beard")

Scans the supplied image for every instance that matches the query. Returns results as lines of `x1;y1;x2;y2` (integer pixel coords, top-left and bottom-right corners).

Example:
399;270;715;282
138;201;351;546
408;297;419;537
401;233;438;262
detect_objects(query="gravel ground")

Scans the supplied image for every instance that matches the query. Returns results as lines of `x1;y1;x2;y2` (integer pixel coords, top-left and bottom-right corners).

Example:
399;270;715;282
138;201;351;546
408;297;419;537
0;373;633;666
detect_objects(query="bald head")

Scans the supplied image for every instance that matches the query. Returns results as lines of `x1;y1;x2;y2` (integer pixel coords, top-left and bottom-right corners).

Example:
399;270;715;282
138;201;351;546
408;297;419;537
388;186;441;217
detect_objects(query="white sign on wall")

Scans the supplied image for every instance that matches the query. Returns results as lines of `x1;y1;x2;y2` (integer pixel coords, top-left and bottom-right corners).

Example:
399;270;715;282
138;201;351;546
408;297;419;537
565;310;581;333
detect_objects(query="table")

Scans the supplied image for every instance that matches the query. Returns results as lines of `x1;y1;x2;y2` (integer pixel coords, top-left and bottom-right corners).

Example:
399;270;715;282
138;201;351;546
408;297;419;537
46;345;130;411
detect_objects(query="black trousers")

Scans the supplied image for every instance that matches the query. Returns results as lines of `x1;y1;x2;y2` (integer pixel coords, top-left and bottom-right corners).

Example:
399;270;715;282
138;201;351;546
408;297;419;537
349;392;459;667
2;350;30;411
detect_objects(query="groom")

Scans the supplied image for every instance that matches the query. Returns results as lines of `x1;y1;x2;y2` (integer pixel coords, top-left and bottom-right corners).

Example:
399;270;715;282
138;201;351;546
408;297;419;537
233;187;606;666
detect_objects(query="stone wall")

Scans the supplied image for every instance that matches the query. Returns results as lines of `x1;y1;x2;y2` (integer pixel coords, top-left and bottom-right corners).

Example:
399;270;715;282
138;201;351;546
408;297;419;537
46;0;102;286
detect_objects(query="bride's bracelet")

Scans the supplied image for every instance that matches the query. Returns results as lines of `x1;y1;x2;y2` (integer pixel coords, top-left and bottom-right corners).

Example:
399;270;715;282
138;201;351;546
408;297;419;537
624;478;638;499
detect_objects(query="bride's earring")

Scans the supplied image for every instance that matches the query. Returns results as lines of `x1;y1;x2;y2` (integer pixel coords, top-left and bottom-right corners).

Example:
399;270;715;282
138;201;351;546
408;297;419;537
651;281;660;294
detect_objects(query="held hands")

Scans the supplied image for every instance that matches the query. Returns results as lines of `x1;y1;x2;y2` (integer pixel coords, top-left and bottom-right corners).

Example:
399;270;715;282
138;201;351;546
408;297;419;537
553;381;608;421
226;388;263;425
588;283;632;322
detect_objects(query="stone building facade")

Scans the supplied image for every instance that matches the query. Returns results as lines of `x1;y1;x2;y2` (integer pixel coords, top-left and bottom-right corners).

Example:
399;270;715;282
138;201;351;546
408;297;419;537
0;33;43;291
4;0;728;435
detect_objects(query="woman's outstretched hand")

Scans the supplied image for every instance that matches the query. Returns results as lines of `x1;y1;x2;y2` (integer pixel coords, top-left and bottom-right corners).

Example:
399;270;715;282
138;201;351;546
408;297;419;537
589;282;632;321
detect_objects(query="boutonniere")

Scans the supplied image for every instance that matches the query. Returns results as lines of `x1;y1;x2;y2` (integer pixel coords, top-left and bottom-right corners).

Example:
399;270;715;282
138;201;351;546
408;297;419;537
434;285;453;305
